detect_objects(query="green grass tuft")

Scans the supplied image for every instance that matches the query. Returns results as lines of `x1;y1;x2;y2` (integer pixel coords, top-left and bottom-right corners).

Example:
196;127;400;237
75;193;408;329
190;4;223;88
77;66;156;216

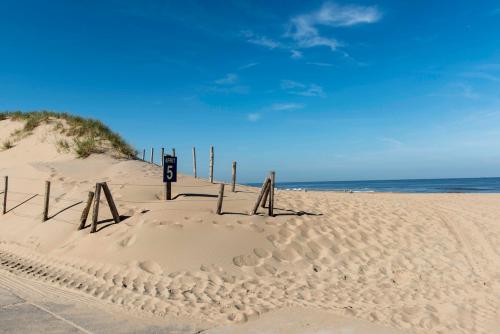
2;140;13;150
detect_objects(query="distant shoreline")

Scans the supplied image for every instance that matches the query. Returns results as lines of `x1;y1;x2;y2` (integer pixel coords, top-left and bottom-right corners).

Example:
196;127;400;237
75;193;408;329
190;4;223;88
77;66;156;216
247;176;500;193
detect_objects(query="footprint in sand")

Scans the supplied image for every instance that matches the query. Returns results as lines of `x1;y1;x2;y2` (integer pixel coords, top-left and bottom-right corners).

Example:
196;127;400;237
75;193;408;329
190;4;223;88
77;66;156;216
138;261;163;275
119;235;137;247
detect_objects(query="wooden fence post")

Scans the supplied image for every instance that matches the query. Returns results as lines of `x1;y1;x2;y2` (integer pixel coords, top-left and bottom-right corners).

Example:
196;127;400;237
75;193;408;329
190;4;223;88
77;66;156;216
231;161;237;192
252;177;270;215
268;171;275;217
142;149;145;161
2;176;7;215
101;182;121;224
150;148;154;164
209;145;214;183
192;147;197;178
90;183;101;233
42;181;50;222
172;148;176;157
78;191;94;230
216;183;225;215
161;147;165;167
261;179;270;208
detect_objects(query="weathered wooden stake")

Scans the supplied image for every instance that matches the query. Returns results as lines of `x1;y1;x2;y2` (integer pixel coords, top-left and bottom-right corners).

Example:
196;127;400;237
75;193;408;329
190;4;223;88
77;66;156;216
42;181;50;222
192;147;197;178
261;179;270;208
268;171;275;217
209;145;214;183
142;149;145;161
90;183;101;233
161;147;165;166
2;176;7;215
252;177;270;215
101;182;121;224
150;148;154;164
78;191;94;230
231;161;237;192
172;148;176;157
216;183;225;215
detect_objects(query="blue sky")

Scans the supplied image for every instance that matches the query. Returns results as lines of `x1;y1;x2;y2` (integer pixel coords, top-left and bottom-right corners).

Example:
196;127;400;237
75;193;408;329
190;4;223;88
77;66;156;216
1;1;500;182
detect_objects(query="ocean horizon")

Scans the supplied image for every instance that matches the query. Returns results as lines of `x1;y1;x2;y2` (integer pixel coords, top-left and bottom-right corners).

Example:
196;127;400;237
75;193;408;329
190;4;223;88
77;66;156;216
249;177;500;193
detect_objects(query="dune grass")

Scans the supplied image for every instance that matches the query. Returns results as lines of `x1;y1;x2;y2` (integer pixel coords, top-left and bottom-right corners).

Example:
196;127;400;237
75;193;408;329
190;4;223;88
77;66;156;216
0;111;136;158
2;139;13;150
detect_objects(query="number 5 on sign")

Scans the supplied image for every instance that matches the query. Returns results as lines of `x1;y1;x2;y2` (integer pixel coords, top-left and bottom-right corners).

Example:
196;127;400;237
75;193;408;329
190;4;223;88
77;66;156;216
163;155;177;182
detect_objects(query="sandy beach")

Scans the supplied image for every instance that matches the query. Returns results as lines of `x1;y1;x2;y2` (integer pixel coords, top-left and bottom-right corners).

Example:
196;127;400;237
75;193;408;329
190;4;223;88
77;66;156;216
1;118;499;333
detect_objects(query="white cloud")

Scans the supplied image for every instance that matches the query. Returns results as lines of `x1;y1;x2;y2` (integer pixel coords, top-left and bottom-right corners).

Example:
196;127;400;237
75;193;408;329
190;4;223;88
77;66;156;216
238;62;259;70
306;62;334;67
280;79;305;90
281;80;325;97
215;73;238;85
456;83;480;99
242;30;282;49
242;2;381;61
287;2;381;51
297;84;325;97
290;50;303;59
247;113;261;122
271;103;305;111
379;137;404;149
462;71;500;82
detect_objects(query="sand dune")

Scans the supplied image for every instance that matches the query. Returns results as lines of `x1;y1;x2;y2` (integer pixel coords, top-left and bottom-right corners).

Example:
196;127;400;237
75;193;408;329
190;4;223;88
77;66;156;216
1;118;499;333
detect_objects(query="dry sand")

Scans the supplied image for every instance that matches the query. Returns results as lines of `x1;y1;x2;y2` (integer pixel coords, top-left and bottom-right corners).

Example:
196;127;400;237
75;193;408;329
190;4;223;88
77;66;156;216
0;118;499;333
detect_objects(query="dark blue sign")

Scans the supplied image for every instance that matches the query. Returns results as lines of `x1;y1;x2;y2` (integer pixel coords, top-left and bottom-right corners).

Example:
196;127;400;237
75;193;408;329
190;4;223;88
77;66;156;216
163;155;177;182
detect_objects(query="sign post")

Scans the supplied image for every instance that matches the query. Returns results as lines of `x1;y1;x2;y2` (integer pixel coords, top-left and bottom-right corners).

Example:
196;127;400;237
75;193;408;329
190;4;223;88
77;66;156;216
163;155;177;200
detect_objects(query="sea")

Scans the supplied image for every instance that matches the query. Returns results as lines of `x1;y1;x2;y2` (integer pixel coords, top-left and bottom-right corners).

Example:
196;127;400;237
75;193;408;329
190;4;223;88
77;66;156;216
250;177;500;193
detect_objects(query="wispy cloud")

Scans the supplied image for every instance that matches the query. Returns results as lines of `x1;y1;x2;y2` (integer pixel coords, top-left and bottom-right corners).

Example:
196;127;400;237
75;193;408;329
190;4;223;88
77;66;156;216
455;83;480;99
286;2;382;51
247;113;261;122
430;82;480;100
238;62;259;70
281;80;326;97
281;79;305;90
462;71;500;82
306;62;334;67
214;73;238;85
290;50;303;59
379;137;404;149
242;30;282;49
271;103;305;111
206;73;249;94
242;2;381;61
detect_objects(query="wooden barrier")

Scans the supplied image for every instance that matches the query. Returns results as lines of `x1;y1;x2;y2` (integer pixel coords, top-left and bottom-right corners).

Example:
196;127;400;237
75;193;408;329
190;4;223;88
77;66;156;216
161;147;165;166
252;171;275;216
142;149;145;161
90;183;101;233
42;181;50;222
252;176;270;215
78;191;94;230
261;179;270;208
90;182;120;233
2;176;7;215
231;161;237;192
216;183;225;215
192;147;197;178
101;183;121;224
209;145;214;183
268;171;275;217
150;148;154;164
172;148;176;157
